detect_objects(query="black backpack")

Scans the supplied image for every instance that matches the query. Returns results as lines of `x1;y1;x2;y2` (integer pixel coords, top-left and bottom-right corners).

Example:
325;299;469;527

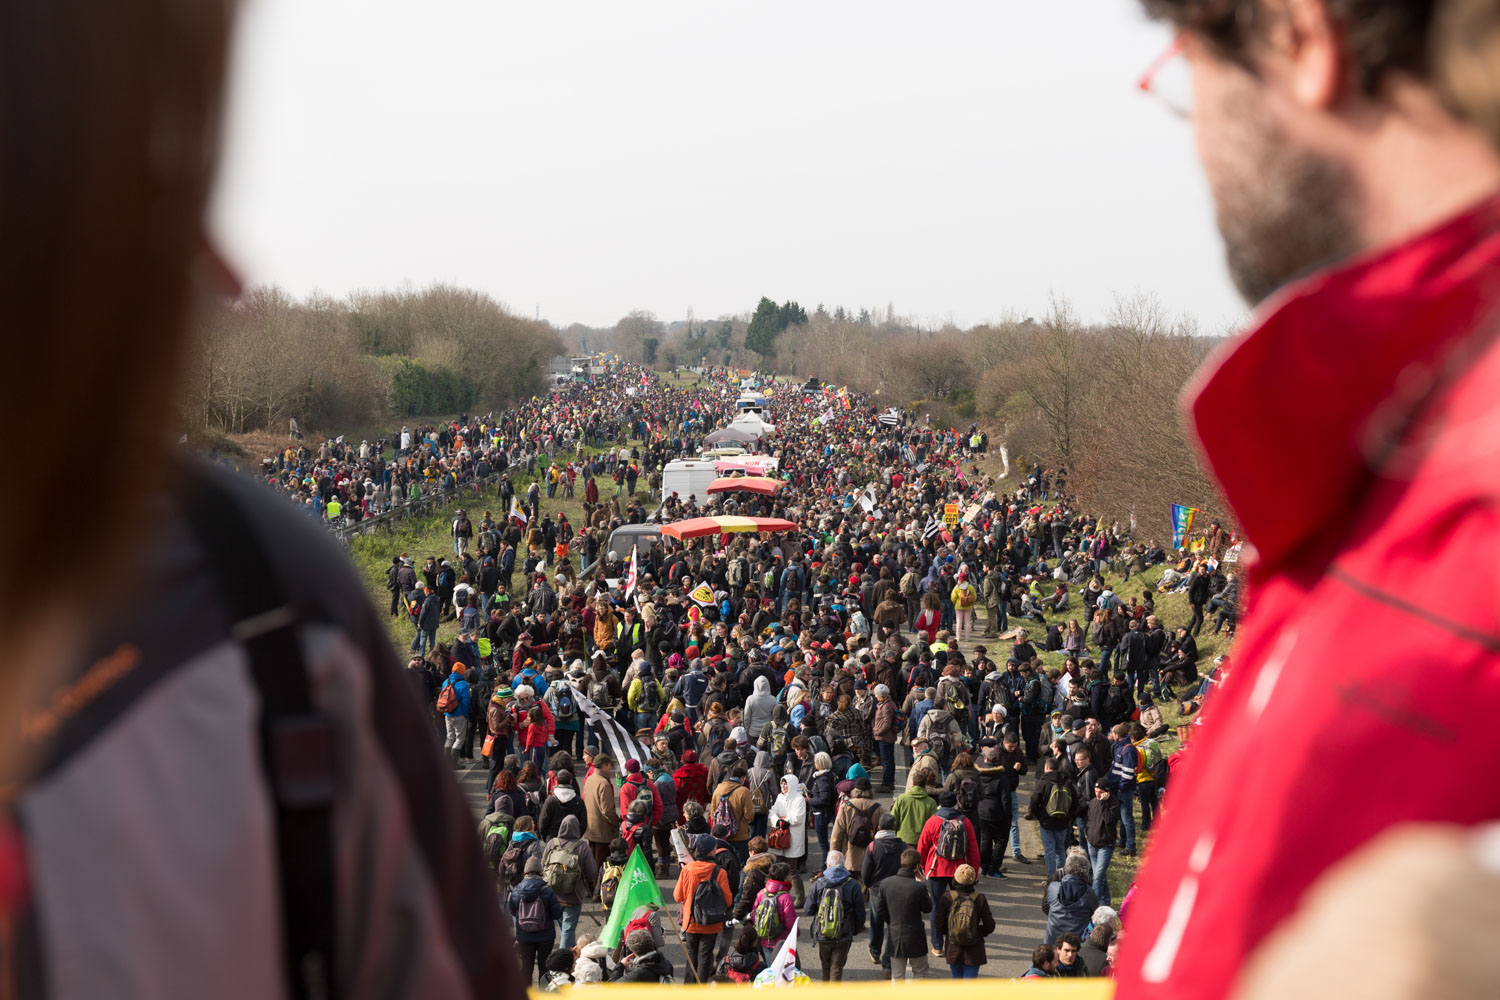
691;865;729;926
956;776;980;815
1105;685;1131;722
637;679;661;713
846;805;875;848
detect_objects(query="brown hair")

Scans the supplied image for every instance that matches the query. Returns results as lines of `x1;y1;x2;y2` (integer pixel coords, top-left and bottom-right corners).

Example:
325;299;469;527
1;0;235;749
7;0;235;554
1141;0;1437;94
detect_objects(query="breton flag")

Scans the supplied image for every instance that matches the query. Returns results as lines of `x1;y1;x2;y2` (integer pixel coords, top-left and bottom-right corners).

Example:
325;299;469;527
509;496;528;526
878;408;900;426
573;687;652;770
922;517;942;541
624;544;639;599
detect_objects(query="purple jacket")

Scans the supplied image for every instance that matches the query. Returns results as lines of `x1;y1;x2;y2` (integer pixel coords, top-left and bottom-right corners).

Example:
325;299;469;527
751;878;799;945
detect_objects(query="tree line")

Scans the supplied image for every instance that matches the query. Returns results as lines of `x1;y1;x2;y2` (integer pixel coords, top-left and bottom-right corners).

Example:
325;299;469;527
184;284;562;436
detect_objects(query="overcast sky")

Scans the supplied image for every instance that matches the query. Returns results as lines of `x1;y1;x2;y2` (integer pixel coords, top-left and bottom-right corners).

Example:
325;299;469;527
211;0;1247;333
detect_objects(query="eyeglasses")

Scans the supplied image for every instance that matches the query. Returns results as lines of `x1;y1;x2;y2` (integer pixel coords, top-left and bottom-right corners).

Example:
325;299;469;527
1137;37;1193;118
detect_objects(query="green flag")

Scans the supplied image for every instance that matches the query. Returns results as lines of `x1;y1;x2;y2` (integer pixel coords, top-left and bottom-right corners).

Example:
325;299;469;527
599;846;666;949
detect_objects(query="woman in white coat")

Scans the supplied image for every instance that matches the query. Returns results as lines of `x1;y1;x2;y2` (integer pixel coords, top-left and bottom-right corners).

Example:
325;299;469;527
767;773;809;872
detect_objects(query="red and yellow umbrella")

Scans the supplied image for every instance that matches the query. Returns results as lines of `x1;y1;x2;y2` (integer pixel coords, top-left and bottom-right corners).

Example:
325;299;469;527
659;516;798;540
705;476;785;496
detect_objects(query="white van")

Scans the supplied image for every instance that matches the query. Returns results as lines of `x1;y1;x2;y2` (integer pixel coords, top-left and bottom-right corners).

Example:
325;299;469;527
735;392;768;416
661;459;719;504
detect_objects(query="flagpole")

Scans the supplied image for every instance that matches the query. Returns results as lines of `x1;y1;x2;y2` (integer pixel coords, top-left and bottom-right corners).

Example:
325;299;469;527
661;901;703;983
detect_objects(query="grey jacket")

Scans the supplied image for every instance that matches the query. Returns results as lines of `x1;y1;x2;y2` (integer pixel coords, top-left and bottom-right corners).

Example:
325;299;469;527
11;462;516;998
742;676;778;737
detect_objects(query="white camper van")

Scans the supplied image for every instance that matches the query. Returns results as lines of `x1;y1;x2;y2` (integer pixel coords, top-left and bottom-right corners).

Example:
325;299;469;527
661;459;719;504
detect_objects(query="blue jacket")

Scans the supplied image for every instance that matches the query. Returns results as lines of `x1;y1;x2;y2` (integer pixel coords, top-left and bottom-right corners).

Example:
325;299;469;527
803;865;865;941
674;669;708;710
442;675;470;717
1109;740;1139;791
417;593;442;632
517;667;549;697
908;698;933;738
1045;874;1099;945
507;876;563;942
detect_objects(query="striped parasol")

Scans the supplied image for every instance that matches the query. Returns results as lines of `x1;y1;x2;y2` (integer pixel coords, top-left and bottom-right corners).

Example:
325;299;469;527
705;476;785;496
659;516;798;540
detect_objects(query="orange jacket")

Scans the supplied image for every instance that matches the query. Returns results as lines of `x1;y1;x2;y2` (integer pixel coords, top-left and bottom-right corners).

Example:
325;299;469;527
672;859;732;934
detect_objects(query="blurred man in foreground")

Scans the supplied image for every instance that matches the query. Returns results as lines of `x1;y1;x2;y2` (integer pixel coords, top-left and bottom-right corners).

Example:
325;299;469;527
1120;1;1500;997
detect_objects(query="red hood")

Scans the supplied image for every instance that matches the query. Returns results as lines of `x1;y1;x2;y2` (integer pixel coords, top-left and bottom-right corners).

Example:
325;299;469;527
1185;191;1500;574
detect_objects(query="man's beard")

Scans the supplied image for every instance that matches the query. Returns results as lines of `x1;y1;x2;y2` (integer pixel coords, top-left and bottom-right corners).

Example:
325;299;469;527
1205;82;1363;306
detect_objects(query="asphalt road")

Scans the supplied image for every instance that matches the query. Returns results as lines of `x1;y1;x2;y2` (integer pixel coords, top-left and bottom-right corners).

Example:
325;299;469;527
457;751;1051;981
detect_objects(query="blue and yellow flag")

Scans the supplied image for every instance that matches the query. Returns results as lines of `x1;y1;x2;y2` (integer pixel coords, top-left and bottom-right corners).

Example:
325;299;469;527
1171;503;1200;549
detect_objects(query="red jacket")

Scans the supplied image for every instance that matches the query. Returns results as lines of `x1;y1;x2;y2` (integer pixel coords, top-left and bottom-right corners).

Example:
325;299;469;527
619;773;663;827
915;809;979;879
673;762;710;807
1116;195;1500;999
510;698;555;750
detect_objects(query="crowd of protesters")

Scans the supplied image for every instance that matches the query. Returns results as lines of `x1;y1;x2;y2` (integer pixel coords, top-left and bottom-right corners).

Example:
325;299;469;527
315;361;1239;985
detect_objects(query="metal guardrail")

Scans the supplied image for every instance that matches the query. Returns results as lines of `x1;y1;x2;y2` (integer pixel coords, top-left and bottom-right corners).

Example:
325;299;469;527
327;472;511;546
323;439;624;547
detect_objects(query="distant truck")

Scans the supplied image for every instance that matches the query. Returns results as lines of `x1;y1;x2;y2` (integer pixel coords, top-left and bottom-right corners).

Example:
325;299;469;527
734;392;768;417
660;459;719;504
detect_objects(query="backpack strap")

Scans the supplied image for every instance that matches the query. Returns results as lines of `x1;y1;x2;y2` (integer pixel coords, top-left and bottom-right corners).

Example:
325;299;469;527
183;469;337;1000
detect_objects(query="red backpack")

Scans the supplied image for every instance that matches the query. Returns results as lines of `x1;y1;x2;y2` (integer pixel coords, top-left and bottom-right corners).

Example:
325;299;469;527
621;819;648;851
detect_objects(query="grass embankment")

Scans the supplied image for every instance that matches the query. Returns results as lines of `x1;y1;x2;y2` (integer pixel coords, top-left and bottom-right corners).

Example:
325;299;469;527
347;445;652;652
